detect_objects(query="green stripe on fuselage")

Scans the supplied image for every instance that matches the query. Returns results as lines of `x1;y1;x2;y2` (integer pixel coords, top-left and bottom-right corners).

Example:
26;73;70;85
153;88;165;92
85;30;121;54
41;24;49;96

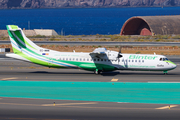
165;60;176;65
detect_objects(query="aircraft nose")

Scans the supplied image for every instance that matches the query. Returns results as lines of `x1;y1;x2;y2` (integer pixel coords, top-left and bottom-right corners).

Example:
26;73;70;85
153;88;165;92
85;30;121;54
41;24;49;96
170;62;177;69
173;64;177;69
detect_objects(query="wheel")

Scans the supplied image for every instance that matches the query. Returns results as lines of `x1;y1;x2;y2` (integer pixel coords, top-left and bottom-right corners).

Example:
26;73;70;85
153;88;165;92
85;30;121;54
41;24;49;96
94;69;101;75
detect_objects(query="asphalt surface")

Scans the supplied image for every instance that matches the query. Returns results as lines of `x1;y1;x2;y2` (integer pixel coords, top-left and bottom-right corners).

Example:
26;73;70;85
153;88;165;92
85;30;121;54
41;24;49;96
0;57;180;120
1;40;180;46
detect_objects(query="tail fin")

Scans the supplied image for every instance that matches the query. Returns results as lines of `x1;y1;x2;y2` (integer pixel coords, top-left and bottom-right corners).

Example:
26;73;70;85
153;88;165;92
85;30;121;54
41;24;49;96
6;25;40;54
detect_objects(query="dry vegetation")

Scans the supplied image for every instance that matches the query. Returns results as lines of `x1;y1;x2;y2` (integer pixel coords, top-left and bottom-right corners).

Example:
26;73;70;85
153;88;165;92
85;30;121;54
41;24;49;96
26;34;180;42
1;44;180;56
2;34;180;42
43;45;180;55
1;34;180;55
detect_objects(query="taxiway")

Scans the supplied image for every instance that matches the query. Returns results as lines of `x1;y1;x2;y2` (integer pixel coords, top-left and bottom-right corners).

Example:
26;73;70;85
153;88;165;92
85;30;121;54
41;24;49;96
0;57;180;120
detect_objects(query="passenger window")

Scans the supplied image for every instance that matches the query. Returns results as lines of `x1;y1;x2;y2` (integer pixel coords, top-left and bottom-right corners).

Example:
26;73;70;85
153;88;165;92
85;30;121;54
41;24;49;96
135;60;137;62
63;58;65;60
83;58;85;61
122;60;124;62
76;58;78;61
101;59;103;61
66;58;68;60
69;58;71;61
87;59;89;61
97;59;99;61
59;58;61;60
73;58;75;61
80;58;82;61
132;60;134;62
129;60;130;62
139;60;141;62
104;59;106;62
160;58;162;61
94;59;96;61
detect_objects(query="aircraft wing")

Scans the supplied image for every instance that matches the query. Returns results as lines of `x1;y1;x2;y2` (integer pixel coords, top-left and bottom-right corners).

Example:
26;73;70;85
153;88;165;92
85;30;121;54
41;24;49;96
90;48;107;58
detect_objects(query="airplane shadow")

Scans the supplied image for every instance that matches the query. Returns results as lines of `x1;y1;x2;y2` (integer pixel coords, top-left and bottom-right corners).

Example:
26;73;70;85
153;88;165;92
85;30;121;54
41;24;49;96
30;71;120;76
30;71;93;75
29;71;178;76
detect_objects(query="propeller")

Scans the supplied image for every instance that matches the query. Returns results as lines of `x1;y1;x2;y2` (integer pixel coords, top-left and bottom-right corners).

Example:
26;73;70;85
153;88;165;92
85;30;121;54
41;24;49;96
117;46;123;58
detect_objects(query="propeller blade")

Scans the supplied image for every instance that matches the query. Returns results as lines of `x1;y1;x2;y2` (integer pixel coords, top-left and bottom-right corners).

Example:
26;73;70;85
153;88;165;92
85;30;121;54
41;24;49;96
117;46;123;58
119;46;121;53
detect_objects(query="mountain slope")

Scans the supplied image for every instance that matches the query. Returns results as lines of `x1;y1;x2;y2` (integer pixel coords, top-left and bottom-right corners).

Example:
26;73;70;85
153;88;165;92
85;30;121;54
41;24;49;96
0;0;179;9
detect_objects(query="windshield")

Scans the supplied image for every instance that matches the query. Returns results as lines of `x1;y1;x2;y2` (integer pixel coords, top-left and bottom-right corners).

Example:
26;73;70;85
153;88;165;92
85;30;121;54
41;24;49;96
159;58;169;61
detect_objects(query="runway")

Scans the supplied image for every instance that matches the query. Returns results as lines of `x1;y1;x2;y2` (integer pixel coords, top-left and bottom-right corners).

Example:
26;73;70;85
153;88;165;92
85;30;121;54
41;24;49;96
1;40;180;46
0;57;180;120
0;56;179;82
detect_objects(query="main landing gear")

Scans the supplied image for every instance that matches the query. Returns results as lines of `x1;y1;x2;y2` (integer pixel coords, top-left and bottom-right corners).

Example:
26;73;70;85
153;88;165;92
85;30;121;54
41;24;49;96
94;69;101;75
163;71;168;75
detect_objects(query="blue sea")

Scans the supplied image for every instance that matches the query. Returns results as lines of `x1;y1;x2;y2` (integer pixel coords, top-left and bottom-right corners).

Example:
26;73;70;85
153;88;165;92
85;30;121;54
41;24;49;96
0;7;180;35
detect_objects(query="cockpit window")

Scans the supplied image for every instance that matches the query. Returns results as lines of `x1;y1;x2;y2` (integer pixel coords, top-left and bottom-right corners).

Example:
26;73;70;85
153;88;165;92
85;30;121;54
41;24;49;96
165;58;169;61
160;58;169;61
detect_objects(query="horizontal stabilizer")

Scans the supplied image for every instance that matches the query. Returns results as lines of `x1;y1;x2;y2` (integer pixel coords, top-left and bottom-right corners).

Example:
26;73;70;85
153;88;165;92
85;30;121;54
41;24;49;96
7;25;21;31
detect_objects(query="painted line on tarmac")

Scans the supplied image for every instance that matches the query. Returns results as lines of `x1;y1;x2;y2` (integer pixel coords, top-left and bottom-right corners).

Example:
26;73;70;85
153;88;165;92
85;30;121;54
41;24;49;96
156;105;178;109
0;117;72;120
111;79;118;82
1;77;18;80
42;102;97;106
0;102;180;110
0;103;40;106
148;82;180;83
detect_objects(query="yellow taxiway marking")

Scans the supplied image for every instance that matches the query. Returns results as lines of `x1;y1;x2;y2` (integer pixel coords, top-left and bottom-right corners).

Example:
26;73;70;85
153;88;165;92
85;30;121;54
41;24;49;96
156;105;178;109
42;102;97;106
1;77;18;80
111;78;118;82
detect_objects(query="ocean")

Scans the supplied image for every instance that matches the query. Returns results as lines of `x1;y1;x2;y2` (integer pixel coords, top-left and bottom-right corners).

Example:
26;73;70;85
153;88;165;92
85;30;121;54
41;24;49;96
0;7;180;35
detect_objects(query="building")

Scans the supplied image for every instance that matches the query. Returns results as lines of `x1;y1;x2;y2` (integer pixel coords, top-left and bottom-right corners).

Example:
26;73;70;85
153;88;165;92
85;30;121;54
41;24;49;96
120;15;180;36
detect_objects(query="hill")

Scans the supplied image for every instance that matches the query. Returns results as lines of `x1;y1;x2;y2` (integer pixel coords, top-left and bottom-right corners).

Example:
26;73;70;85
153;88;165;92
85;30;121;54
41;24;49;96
0;0;179;9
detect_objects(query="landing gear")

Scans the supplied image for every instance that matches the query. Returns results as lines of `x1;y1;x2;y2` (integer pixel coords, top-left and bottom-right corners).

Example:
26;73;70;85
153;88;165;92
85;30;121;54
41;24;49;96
94;69;101;75
163;71;168;75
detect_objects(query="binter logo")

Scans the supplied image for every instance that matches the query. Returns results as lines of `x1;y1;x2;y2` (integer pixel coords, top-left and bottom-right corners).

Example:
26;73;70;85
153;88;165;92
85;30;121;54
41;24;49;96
129;55;157;60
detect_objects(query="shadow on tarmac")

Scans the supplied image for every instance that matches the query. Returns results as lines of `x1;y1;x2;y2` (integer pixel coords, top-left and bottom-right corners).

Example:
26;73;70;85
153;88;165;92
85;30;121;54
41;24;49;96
29;71;178;76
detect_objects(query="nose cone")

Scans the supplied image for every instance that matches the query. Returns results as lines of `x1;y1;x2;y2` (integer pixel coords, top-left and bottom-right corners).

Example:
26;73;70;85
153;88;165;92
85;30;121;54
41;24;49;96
169;61;177;70
172;63;177;69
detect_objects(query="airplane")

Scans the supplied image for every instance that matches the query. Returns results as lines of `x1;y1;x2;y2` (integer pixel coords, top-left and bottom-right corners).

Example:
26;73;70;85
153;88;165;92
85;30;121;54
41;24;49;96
6;25;177;75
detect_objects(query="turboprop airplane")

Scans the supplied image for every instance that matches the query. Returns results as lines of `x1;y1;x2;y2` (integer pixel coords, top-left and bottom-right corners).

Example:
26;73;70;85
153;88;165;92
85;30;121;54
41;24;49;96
6;25;176;75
